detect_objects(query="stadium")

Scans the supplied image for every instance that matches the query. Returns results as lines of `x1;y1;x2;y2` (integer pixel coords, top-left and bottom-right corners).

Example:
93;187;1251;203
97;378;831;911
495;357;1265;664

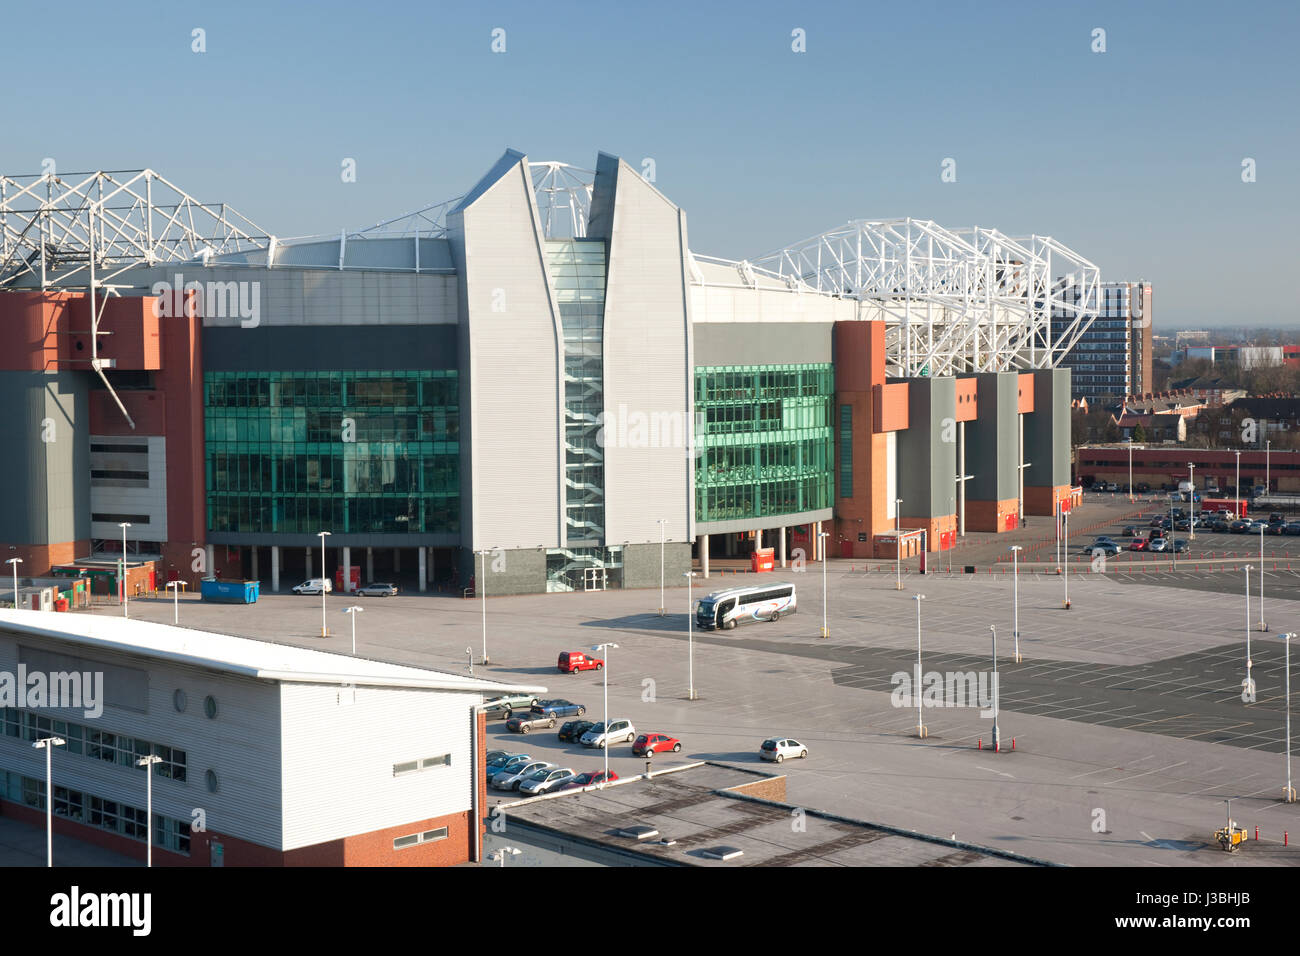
0;150;1100;595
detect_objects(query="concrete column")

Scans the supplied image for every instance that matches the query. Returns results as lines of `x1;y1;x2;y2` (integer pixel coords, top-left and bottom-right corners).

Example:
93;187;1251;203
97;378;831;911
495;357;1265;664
393;549;401;573
1018;412;1025;522
699;533;710;579
755;529;762;550
958;421;967;537
305;548;312;579
342;546;351;591
427;548;435;583
418;546;427;592
271;546;280;592
779;526;787;568
814;521;821;562
366;546;374;583
251;547;259;582
205;544;215;578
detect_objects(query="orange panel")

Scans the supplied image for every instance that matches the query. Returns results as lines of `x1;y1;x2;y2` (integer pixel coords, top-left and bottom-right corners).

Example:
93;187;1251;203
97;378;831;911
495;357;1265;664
872;382;909;432
1017;373;1034;414
954;377;978;422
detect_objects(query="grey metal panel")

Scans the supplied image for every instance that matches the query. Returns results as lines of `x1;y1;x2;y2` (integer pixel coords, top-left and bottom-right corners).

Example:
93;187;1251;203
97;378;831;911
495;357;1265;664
595;155;694;547
1026;368;1071;487
967;372;1018;501
894;377;957;517
698;508;833;536
202;325;459;371
0;371;89;545
448;152;564;552
693;322;832;367
474;547;547;596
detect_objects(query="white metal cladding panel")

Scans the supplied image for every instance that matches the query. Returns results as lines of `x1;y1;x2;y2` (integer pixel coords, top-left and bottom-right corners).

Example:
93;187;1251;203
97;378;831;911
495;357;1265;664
278;683;476;850
601;167;692;545
460;165;563;551
689;285;855;324
0;630;284;850
90;435;167;541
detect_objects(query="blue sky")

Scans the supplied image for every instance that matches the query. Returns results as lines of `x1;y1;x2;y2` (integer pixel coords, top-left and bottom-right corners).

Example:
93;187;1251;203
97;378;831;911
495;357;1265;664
3;0;1296;327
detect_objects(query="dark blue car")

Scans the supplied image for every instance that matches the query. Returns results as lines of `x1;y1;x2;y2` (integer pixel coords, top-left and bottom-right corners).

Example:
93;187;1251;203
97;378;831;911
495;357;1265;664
531;699;586;718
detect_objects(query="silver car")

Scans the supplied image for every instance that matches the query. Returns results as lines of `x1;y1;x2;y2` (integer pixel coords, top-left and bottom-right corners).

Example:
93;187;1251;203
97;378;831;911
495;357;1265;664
356;582;398;597
518;767;577;796
491;760;553;791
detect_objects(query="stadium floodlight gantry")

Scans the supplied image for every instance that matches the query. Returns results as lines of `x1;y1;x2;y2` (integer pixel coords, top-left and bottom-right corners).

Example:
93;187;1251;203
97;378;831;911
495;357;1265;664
744;218;1100;378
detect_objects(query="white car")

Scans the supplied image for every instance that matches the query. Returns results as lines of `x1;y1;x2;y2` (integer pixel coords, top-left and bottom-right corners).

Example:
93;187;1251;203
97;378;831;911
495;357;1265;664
292;578;333;595
491;760;553;791
759;737;808;763
518;767;577;796
580;719;636;749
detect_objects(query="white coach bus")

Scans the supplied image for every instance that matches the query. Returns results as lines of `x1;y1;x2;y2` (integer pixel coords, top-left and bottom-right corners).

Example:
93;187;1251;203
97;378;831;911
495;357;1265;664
695;583;797;631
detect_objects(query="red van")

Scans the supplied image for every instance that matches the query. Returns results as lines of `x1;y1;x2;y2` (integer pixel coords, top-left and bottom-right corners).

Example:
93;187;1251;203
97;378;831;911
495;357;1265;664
557;651;604;674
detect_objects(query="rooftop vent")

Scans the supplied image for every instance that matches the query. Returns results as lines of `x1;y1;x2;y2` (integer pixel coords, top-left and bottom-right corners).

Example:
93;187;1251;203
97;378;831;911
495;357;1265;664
616;825;660;842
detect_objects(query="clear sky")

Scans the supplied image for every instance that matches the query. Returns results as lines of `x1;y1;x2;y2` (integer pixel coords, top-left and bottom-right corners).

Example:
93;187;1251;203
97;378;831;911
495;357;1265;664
2;0;1295;328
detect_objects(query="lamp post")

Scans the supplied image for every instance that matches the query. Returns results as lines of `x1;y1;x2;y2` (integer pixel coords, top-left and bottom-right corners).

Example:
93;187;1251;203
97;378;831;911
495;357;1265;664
1259;526;1267;631
657;519;666;617
1169;494;1177;571
136;753;162;867
343;606;363;655
1127;438;1134;503
166;580;183;624
914;594;926;738
1188;463;1196;541
1266;440;1271;494
1282;632;1296;803
5;557;21;609
895;498;904;591
478;548;491;664
1063;508;1071;609
33;736;65;867
592;642;619;785
683;571;697;699
119;522;132;618
819;530;830;637
1010;545;1023;662
1235;450;1241;504
989;625;1001;752
317;531;331;637
1244;566;1254;704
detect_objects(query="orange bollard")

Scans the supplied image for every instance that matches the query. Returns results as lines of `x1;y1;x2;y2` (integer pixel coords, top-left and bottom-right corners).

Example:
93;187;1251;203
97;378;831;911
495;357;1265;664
1255;826;1259;841
1011;737;1015;751
978;738;982;750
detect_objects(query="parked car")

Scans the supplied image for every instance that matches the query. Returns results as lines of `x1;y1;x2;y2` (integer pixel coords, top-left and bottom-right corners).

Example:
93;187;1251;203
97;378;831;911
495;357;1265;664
1136;482;1151;492
485;749;509;766
491;760;553;791
1171;539;1189;554
507;712;558;733
1230;520;1251;534
483;694;541;720
558;651;605;674
1209;517;1231;533
559;770;618;790
1267;522;1287;536
580;719;636;749
632;733;682;758
518;766;577;796
1173;519;1191;532
1285;522;1300;536
760;737;808;763
557;719;596;743
1122;526;1138;537
1149;537;1169;552
1084;541;1122;556
1270;513;1285;524
485;752;532;780
1150;528;1166;540
1128;538;1150;552
355;582;398;597
531;699;586;718
292;578;333;595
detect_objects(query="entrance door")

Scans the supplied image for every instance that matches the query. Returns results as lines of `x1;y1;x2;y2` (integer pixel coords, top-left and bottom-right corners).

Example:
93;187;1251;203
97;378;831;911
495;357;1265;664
583;567;607;591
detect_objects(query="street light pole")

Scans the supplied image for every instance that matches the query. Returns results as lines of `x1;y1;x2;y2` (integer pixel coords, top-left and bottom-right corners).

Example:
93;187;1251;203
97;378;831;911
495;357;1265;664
683;571;697;700
119;522;132;618
166;580;182;624
344;606;363;655
1010;545;1023;662
1188;462;1195;541
1235;450;1241;505
657;519;666;617
592;642;619;785
1128;438;1134;503
1244;565;1254;703
1063;508;1071;609
136;754;162;866
914;594;926;738
33;736;65;867
990;625;1000;752
1266;440;1271;494
317;530;331;637
895;498;904;591
1259;526;1267;631
819;530;830;637
479;548;491;664
6;557;22;609
1283;632;1296;803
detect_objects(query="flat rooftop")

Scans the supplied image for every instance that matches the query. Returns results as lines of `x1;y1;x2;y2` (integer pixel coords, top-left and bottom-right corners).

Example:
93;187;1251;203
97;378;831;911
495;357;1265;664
499;763;1045;867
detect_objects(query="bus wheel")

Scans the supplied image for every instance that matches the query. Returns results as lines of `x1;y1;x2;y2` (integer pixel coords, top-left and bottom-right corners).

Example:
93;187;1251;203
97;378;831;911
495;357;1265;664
725;619;737;630
770;611;780;623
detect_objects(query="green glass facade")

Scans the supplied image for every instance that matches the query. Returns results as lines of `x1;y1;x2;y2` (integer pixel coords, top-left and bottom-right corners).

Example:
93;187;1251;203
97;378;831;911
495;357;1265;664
205;370;459;536
694;364;834;523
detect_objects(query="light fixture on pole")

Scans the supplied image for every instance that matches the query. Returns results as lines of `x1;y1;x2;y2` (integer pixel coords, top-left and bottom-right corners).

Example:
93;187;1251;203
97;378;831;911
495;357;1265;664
989;625;1001;752
1259;525;1268;631
317;530;331;637
466;646;474;676
1188;462;1196;541
1010;545;1023;663
657;519;666;617
165;580;183;624
5;557;21;609
119;522;132;618
913;594;926;738
819;530;830;637
1282;632;1296;802
489;846;522;867
592;642;619;785
136;753;162;866
33;736;65;867
343;606;363;655
479;548;491;664
894;498;904;591
683;572;697;700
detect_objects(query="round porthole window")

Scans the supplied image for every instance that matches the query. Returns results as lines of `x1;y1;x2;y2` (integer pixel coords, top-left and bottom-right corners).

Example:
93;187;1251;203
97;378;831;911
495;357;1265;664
173;689;187;713
206;769;219;793
204;695;218;719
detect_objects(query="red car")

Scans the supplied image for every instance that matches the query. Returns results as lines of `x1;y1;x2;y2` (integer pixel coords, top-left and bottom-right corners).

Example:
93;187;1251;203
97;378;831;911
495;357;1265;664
1128;538;1149;552
558;651;604;674
632;733;682;758
559;770;618;790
